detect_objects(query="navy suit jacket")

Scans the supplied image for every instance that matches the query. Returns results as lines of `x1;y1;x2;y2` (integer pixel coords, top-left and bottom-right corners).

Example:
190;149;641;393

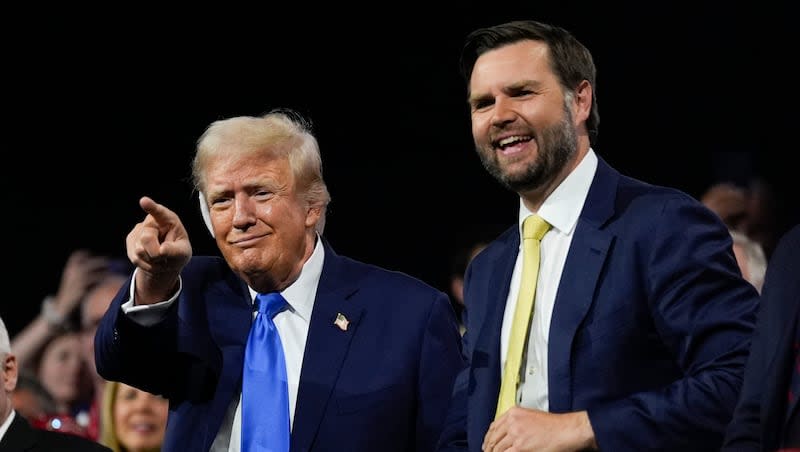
95;240;464;452
723;224;800;450
0;412;111;452
437;157;759;451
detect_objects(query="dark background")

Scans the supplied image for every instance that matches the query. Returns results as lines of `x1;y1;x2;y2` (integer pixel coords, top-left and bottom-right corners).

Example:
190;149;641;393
3;3;796;336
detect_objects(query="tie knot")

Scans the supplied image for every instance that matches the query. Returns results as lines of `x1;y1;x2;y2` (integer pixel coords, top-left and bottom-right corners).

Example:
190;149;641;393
522;214;551;241
255;292;288;318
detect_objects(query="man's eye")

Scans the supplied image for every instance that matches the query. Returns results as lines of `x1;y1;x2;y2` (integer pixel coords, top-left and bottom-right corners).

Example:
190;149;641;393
472;100;492;110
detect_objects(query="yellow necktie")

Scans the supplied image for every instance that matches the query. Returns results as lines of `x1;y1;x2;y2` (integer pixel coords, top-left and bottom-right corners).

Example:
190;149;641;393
495;214;551;418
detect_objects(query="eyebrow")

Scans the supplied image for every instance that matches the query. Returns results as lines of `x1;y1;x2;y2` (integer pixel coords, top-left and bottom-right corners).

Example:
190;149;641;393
468;79;543;105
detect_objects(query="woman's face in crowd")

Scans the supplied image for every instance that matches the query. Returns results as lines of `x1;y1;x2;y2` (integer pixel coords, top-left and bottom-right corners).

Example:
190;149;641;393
37;333;84;407
113;383;169;452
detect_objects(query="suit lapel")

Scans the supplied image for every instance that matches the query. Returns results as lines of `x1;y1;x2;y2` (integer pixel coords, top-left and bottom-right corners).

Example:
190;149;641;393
291;243;364;452
547;223;611;411
547;158;616;412
471;230;518;442
202;275;252;446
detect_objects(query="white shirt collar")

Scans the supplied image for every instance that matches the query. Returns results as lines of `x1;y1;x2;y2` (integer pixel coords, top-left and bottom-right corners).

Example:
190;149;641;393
248;235;325;322
0;409;15;443
518;149;598;236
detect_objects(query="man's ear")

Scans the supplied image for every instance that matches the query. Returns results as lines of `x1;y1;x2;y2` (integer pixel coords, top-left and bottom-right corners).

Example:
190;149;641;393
573;80;592;124
2;354;18;392
199;192;215;238
305;205;322;229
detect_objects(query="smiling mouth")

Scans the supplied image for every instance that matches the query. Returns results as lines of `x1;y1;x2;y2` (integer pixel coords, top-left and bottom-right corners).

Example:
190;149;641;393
231;235;267;247
493;135;533;150
128;422;159;433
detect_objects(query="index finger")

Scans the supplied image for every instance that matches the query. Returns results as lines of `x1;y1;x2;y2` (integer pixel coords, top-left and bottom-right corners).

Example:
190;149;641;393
139;196;178;226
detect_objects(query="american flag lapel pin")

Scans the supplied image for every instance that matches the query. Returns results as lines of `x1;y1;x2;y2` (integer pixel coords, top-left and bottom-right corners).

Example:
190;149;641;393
334;312;349;331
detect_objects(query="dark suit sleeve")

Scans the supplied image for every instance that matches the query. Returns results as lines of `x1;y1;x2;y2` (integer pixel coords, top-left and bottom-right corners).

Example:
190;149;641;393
93;275;183;397
95;262;224;403
436;267;474;452
417;290;466;452
720;288;770;451
723;224;800;451
435;353;470;452
587;198;760;450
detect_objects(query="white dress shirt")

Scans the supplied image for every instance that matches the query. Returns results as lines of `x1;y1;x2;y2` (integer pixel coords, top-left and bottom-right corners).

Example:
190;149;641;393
122;236;325;452
499;149;597;411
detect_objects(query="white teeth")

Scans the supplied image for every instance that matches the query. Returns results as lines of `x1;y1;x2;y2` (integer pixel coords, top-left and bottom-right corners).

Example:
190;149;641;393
498;136;527;147
131;423;155;432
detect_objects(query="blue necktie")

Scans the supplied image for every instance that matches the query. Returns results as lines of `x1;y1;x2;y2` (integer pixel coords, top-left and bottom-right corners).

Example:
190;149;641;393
242;292;290;452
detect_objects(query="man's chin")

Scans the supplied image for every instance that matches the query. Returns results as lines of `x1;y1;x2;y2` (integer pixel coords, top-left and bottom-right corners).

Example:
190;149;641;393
225;251;264;273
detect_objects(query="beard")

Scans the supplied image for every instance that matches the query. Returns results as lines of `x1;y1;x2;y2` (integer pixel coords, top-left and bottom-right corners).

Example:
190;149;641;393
476;104;578;193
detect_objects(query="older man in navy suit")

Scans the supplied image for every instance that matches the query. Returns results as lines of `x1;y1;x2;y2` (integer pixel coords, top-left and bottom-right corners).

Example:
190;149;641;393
95;109;464;452
436;20;759;451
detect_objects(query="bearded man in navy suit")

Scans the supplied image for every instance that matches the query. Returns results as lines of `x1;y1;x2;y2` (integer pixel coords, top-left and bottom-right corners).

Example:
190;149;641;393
436;20;759;451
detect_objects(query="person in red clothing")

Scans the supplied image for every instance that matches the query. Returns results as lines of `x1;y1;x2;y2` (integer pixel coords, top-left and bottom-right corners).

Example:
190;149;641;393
29;329;94;437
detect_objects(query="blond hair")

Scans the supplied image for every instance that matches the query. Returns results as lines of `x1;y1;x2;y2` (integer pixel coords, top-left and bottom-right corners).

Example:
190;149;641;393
99;380;123;452
192;108;331;234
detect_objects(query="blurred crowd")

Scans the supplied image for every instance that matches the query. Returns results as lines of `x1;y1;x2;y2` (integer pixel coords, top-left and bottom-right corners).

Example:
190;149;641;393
4;250;168;452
